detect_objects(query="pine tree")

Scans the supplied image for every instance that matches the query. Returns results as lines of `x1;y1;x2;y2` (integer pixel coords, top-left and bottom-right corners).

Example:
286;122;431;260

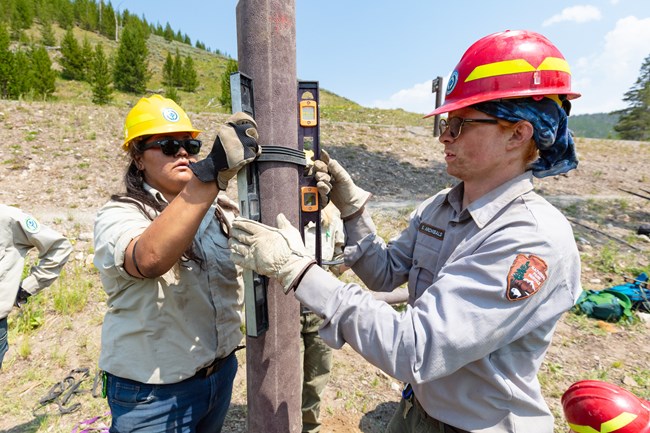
100;2;116;39
80;36;94;82
74;0;98;31
182;55;198;92
8;50;31;99
162;51;174;86
13;0;34;30
60;27;85;80
57;0;75;30
40;19;56;47
113;21;149;93
219;58;238;110
90;43;113;105
0;24;13;99
513;262;530;281
172;48;182;87
163;22;173;42
613;53;650;141
0;0;13;22
34;0;56;27
30;44;56;99
10;8;25;40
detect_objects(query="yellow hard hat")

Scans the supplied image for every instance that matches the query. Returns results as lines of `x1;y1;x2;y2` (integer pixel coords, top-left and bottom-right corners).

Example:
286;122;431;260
122;94;201;150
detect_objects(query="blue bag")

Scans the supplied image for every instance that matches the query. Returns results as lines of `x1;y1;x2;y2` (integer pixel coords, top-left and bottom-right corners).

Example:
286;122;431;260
605;272;650;312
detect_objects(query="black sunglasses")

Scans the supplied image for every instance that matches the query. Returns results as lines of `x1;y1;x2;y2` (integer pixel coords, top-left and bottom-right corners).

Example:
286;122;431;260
439;117;499;139
140;138;202;155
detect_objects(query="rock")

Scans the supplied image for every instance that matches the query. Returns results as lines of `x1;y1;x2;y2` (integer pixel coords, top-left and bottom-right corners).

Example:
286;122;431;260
622;375;638;387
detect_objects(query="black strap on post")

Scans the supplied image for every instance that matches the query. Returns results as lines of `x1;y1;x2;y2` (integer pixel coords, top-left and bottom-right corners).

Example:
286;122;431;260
257;146;307;166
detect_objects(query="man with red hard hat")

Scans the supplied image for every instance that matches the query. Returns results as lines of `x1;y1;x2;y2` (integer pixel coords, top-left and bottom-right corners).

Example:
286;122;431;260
562;380;650;433
229;29;582;432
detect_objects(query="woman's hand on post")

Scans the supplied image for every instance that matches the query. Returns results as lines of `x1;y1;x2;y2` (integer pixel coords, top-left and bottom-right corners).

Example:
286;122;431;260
190;112;261;190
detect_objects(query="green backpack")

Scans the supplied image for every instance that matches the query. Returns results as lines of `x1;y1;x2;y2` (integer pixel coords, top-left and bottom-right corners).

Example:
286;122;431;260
574;289;634;322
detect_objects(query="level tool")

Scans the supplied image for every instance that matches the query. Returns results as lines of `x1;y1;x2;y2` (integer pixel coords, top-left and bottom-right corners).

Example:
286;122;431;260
231;72;269;338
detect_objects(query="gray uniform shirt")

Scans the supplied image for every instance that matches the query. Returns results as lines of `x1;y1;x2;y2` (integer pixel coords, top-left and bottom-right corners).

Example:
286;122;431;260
0;204;72;319
93;186;244;384
295;171;582;433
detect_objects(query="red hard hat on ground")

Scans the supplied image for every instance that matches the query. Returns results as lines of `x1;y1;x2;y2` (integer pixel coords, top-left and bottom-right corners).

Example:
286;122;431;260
561;380;650;433
426;29;581;117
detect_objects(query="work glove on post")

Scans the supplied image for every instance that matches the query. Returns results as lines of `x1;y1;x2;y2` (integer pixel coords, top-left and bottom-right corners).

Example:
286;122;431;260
190;112;261;190
229;214;317;294
312;149;371;219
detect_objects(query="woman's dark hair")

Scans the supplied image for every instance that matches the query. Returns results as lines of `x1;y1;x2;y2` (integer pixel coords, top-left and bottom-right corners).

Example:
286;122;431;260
111;140;204;266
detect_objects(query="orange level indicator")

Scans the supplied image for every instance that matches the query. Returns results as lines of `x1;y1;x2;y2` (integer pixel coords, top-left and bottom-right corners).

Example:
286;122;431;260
301;186;318;212
299;100;318;127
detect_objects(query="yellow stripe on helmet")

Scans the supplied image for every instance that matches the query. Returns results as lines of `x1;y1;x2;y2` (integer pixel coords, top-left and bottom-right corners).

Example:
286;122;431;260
538;57;572;73
465;57;571;82
567;412;638;433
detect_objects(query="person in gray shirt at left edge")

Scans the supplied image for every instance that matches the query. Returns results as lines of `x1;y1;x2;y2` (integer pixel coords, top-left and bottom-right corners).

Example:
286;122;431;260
0;204;73;368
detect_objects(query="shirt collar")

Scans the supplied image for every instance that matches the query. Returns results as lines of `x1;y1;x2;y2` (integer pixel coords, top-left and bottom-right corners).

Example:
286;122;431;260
143;182;169;205
446;171;535;229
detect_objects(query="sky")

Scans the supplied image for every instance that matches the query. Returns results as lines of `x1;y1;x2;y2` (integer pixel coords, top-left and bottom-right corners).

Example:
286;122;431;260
119;0;650;116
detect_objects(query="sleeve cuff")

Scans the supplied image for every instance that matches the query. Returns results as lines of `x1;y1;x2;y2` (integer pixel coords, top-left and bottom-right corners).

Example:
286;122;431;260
294;265;344;316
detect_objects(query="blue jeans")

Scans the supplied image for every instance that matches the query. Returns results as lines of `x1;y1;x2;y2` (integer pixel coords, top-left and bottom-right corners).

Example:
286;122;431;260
0;317;7;369
106;353;237;433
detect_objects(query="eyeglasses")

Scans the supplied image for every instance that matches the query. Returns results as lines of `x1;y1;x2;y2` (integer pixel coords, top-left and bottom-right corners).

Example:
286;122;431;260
140;138;202;155
438;117;499;139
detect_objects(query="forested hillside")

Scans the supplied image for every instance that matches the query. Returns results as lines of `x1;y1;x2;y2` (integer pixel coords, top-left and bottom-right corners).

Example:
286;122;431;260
570;112;620;139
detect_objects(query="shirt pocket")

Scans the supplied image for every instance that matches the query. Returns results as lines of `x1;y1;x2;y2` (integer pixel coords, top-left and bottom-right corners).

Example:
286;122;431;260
409;231;443;298
204;228;238;282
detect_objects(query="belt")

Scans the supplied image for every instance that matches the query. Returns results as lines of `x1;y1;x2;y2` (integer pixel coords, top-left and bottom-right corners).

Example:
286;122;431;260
403;384;470;433
195;352;234;379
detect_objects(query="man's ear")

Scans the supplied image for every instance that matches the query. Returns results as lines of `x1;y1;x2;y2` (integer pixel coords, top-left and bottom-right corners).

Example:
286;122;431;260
507;121;534;150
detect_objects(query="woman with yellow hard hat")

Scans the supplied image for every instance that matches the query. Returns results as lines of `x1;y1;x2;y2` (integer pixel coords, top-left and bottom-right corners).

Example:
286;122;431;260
93;94;260;432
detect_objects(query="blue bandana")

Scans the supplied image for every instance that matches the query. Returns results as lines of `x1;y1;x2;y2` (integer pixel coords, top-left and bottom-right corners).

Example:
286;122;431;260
473;97;578;178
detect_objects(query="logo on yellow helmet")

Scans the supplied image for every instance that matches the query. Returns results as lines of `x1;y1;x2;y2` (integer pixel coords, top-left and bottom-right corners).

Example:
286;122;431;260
162;108;180;123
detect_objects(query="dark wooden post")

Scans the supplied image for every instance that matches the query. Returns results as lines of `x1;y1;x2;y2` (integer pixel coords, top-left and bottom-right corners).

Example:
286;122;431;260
236;1;302;432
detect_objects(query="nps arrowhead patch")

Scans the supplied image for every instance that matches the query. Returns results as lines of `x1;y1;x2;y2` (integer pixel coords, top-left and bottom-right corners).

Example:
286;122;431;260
506;253;548;301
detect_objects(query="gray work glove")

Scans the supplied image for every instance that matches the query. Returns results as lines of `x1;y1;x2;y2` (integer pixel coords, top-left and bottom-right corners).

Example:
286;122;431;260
190;112;261;190
229;213;317;293
313;149;371;219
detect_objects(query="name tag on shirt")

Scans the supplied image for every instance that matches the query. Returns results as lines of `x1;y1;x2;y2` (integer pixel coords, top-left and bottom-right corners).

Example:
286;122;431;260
418;223;445;241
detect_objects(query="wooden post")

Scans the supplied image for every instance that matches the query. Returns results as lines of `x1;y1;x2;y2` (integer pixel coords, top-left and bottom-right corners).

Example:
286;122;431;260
236;1;302;432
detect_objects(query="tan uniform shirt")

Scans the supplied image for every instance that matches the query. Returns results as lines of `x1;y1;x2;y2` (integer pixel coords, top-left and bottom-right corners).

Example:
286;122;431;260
0;204;72;319
93;186;244;384
295;172;582;433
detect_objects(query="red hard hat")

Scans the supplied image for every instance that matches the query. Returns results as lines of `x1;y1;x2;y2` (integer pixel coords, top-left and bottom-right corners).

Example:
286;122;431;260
561;380;650;433
426;29;581;117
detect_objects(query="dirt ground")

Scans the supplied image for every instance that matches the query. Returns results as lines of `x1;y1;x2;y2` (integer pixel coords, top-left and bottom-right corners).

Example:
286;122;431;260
0;100;649;433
